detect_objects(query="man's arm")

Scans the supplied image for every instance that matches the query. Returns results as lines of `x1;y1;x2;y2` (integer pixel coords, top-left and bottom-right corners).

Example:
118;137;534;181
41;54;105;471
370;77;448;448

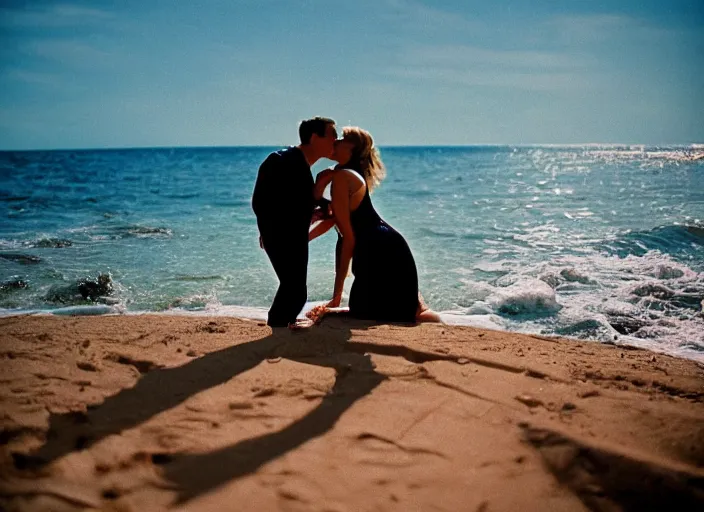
313;169;335;215
314;168;335;200
251;153;282;219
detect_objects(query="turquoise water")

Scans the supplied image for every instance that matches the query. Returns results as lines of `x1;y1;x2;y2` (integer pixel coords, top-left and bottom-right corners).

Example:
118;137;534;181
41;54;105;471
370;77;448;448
1;145;703;360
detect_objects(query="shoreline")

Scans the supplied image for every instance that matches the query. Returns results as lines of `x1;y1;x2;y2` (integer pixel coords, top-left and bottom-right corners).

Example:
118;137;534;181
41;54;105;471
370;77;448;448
2;305;703;364
1;314;703;511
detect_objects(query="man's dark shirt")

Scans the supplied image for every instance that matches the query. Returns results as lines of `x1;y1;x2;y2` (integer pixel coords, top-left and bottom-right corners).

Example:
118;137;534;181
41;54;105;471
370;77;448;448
252;147;315;242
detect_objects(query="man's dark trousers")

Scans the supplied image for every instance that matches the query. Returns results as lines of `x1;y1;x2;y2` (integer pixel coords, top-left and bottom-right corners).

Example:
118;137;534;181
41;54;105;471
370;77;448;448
262;232;308;327
252;147;316;327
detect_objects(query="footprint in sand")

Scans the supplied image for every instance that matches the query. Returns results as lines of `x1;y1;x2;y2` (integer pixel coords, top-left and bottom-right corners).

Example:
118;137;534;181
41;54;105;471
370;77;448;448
514;395;544;408
352;432;445;467
77;361;98;372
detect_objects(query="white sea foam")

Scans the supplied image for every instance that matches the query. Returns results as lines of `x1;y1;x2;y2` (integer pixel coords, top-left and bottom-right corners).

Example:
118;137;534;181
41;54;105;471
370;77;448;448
40;305;125;316
487;278;561;315
157;304;269;321
440;313;504;330
442;248;704;361
0;238;23;249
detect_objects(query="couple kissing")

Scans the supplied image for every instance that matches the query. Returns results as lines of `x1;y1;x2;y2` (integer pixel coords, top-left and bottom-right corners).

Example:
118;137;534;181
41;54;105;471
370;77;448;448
252;117;439;329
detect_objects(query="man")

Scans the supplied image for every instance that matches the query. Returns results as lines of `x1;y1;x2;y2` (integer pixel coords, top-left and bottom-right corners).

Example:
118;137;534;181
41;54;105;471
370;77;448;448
252;117;337;327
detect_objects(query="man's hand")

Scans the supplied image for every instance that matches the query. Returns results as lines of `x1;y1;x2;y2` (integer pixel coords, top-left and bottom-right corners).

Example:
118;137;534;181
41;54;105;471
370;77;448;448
315;168;335;185
311;208;326;224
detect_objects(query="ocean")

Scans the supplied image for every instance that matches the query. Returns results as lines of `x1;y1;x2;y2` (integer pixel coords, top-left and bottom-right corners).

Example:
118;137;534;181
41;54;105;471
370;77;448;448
1;145;703;361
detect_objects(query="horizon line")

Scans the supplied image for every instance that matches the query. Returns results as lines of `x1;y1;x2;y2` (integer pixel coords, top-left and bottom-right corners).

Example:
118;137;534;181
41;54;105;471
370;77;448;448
2;142;703;153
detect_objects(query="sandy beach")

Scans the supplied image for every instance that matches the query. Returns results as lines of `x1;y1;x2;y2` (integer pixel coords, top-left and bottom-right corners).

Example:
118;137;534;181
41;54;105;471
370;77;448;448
1;314;703;511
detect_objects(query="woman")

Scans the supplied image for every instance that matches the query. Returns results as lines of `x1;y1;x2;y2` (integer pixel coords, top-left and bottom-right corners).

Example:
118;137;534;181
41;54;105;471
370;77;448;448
308;126;440;324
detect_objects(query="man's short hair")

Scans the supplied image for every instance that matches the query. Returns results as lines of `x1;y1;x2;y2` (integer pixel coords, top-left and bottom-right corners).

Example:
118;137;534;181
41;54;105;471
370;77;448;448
299;117;336;144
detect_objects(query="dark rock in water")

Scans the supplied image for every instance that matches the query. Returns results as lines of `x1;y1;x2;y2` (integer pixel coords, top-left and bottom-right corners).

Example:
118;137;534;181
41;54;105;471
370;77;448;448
0;278;28;292
631;283;675;300
45;273;113;304
654;265;684;279
110;225;172;238
656;318;678;328
635;285;702;312
685;225;704;238
78;274;113;301
539;273;561;289
34;238;73;248
559;268;594;284
633;325;670;339
682;285;704;294
45;286;76;304
608;315;649;335
129;226;171;236
555;319;608;337
671;292;704;310
0;253;41;264
637;297;668;311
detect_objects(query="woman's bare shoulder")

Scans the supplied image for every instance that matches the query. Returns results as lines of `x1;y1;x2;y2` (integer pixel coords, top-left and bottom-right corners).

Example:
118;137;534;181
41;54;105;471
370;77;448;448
331;169;352;186
335;168;366;186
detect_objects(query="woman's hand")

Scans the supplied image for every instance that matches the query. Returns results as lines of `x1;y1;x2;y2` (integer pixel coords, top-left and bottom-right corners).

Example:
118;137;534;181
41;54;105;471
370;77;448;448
305;304;328;324
327;294;342;308
309;218;336;241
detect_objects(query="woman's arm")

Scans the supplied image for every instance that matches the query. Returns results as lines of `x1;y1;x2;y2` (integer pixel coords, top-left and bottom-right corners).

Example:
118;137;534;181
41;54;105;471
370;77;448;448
328;173;356;307
309;218;336;241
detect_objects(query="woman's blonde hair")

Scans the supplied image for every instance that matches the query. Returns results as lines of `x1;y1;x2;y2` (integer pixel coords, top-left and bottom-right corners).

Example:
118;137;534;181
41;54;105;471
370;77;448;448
342;126;386;192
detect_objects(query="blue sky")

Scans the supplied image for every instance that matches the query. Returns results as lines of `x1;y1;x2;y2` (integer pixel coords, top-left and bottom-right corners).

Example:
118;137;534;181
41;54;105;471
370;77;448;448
1;0;702;149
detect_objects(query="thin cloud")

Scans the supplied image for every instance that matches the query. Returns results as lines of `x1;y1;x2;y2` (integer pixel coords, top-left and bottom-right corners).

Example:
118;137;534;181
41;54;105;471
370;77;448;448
379;0;481;32
2;68;60;86
19;38;111;66
389;65;586;91
543;13;676;44
406;44;593;70
388;43;596;91
1;67;90;93
0;3;113;28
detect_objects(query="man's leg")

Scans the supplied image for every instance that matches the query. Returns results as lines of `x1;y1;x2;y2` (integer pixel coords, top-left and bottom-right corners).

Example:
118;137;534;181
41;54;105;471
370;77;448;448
265;239;308;327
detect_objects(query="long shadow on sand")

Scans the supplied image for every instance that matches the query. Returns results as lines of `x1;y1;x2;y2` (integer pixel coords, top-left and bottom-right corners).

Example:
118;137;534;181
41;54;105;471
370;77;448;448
164;350;385;504
12;316;459;504
522;425;704;511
